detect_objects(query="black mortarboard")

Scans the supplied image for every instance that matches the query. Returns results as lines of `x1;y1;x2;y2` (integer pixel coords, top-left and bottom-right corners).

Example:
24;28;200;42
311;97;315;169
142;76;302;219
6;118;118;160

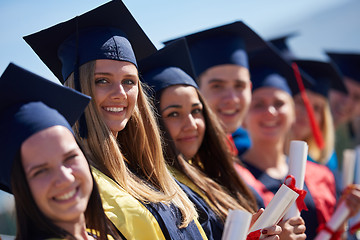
0;63;90;193
249;45;314;96
268;32;298;61
326;52;360;83
292;59;347;97
139;38;198;101
163;21;269;78
24;0;157;83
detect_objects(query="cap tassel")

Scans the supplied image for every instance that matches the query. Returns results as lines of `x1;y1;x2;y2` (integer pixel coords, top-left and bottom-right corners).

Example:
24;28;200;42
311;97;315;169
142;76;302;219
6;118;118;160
292;62;324;150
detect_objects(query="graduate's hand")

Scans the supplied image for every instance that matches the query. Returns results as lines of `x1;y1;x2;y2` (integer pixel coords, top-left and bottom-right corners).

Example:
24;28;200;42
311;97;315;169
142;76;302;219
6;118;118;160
249;208;282;240
261;225;282;240
344;184;360;218
250;208;264;227
278;216;306;240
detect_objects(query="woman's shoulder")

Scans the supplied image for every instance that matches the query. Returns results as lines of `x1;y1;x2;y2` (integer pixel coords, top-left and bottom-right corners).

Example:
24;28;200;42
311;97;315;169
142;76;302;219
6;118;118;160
91;166;166;240
170;167;210;204
91;166;157;214
305;160;335;182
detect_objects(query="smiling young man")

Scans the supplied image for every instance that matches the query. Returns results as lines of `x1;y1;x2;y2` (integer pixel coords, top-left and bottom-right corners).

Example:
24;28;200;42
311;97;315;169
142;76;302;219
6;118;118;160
164;21;270;155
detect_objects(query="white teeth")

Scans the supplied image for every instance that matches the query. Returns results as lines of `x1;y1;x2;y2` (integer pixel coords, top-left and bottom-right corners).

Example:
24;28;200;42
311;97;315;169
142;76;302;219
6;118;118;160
55;189;76;201
105;107;124;113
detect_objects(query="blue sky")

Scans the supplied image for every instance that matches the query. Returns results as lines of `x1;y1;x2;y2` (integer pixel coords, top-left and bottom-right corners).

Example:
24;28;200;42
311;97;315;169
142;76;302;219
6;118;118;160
0;0;359;209
1;0;359;84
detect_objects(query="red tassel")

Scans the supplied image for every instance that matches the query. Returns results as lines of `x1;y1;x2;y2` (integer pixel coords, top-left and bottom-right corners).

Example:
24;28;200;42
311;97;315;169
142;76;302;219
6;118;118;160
292;63;325;150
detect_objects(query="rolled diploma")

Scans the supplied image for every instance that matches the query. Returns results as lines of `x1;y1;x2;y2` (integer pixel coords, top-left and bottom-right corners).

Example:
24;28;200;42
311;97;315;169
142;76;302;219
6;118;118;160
354;146;360;184
342;149;355;190
284;140;308;219
314;201;350;240
350;146;360;230
222;209;252;240
249;184;299;234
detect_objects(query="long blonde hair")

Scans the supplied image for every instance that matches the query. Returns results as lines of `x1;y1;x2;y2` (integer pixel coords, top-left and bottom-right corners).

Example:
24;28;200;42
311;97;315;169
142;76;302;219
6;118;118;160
305;95;335;164
65;61;197;227
290;91;334;165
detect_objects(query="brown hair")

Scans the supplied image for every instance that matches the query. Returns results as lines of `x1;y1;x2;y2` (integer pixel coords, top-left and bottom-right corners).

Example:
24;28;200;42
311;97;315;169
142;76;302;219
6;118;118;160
11;141;120;240
154;86;257;222
65;61;197;227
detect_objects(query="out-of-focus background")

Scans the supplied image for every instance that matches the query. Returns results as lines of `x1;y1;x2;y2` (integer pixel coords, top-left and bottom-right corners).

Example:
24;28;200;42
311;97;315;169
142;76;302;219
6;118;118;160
0;0;359;235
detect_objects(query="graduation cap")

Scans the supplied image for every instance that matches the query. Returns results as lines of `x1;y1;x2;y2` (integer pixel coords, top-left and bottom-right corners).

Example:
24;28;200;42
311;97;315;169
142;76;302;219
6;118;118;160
24;0;157;83
139;38;198;101
0;63;91;193
268;32;298;61
292;59;347;98
163;21;269;78
326;51;360;83
249;45;313;95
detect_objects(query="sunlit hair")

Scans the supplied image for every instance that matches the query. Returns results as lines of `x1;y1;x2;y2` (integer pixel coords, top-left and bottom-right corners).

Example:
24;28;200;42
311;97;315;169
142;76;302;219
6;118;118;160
294;91;334;164
65;61;197;227
153;86;257;222
11;140;120;240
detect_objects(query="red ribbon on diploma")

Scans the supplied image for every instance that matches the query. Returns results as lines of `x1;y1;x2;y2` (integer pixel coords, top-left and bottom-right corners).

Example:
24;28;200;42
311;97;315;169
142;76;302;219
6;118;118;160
350;222;360;235
284;175;308;212
247;229;261;240
317;223;342;240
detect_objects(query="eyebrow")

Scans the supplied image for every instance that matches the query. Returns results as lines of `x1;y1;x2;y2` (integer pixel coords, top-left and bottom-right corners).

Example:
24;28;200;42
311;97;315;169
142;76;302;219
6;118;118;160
26;147;79;173
94;72;138;78
26;163;48;175
63;148;79;158
160;104;181;114
94;72;112;76
160;102;202;114
208;78;248;84
208;78;226;84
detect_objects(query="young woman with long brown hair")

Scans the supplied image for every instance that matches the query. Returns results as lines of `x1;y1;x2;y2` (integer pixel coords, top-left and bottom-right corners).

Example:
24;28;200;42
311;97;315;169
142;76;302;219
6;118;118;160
24;1;205;239
140;39;282;240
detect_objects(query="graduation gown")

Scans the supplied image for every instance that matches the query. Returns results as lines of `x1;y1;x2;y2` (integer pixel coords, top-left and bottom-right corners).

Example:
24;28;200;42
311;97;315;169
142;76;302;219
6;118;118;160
171;168;225;240
235;160;337;240
92;167;207;240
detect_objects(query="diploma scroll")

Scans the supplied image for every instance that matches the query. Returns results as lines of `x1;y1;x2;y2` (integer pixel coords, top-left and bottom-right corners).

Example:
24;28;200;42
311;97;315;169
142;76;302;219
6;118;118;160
314;201;350;240
349;145;360;233
249;184;299;238
342;149;356;191
222;209;252;240
284;140;308;219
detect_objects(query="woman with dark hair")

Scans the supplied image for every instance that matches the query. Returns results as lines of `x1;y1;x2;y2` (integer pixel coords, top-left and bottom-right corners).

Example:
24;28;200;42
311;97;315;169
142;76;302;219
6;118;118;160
140;39;282;240
0;63;120;240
